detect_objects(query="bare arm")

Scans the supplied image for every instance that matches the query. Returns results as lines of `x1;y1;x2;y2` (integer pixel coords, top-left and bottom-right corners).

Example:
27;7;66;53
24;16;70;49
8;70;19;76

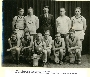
83;17;87;32
8;38;12;48
12;16;17;30
56;19;58;28
35;17;39;30
68;18;71;30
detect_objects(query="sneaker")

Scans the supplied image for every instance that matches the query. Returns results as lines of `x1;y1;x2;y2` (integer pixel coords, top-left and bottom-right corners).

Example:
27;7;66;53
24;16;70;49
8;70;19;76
59;61;63;65
43;63;47;67
77;60;81;65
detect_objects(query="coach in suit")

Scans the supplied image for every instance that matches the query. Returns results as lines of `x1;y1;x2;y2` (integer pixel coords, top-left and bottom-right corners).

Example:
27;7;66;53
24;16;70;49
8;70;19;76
39;6;54;39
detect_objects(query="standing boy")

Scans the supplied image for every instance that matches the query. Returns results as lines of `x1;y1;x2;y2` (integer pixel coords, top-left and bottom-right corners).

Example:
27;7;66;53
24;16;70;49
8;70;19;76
71;7;87;51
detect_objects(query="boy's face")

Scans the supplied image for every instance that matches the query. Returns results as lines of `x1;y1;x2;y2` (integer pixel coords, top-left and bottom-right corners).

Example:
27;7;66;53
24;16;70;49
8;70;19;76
56;34;61;40
69;32;75;38
19;9;24;16
44;32;50;39
28;9;33;15
37;34;42;41
60;8;65;16
12;35;16;40
43;8;49;14
75;8;81;16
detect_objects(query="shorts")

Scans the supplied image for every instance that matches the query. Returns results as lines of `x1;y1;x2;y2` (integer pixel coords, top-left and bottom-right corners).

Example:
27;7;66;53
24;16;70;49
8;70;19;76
15;29;24;39
75;30;85;40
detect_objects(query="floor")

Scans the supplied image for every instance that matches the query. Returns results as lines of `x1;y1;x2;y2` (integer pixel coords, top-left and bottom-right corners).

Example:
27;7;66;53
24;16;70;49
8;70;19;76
2;54;90;68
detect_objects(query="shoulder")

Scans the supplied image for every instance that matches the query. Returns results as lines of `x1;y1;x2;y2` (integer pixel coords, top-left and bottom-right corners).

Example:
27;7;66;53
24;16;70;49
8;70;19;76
65;16;70;20
34;15;39;20
81;16;86;21
56;17;60;21
13;16;18;20
71;16;75;20
49;36;52;40
61;38;65;42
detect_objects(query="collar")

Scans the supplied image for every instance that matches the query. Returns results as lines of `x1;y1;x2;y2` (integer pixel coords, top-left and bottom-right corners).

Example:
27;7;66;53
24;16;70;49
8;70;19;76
75;15;82;19
18;15;23;18
55;38;61;43
70;36;75;40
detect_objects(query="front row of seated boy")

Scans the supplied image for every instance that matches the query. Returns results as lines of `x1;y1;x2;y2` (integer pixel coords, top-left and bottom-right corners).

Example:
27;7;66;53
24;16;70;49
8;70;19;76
7;29;81;66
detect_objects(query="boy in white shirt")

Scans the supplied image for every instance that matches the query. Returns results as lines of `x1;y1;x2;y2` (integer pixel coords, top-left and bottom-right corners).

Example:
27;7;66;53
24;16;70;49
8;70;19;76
25;7;39;40
56;8;71;45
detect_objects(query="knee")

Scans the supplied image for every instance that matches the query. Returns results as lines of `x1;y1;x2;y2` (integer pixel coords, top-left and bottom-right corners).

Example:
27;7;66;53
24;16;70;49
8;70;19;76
59;49;63;53
16;48;21;52
47;49;51;54
76;49;81;53
43;50;47;55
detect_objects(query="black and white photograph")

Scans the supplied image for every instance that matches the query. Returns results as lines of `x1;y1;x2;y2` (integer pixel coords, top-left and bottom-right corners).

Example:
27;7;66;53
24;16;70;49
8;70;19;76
2;0;90;68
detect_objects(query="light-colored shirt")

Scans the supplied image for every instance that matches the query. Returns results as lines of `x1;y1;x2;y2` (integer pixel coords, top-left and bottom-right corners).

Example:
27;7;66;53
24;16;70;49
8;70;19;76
56;16;71;34
71;16;86;30
25;15;39;34
43;36;52;49
12;16;25;29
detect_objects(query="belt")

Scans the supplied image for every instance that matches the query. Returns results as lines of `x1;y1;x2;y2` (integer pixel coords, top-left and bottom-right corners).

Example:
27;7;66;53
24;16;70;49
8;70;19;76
75;30;82;31
15;29;24;30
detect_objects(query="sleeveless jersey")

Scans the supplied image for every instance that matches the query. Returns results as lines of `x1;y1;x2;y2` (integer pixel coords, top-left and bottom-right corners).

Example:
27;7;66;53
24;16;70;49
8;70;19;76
34;40;44;47
54;39;62;48
21;36;31;47
71;16;85;30
43;36;52;47
14;16;25;29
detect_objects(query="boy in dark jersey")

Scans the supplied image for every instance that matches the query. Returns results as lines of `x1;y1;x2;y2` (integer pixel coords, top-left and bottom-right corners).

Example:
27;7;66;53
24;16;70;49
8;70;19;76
34;33;47;67
20;30;33;63
66;29;81;64
52;33;65;65
7;30;21;64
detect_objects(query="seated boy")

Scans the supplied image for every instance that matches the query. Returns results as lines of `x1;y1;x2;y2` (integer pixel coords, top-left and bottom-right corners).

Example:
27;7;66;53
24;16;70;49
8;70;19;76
52;32;65;65
43;30;52;63
7;30;21;64
34;33;47;67
66;28;81;64
20;30;33;63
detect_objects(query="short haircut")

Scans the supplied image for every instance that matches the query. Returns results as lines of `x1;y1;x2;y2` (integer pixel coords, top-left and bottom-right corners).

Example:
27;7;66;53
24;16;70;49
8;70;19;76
60;8;66;11
43;6;49;10
55;32;61;37
44;30;50;34
18;8;24;11
28;7;33;11
37;33;42;36
75;7;81;11
69;28;75;33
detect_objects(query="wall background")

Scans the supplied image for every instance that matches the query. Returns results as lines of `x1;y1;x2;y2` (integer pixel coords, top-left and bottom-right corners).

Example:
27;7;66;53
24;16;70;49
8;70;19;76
2;0;90;55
